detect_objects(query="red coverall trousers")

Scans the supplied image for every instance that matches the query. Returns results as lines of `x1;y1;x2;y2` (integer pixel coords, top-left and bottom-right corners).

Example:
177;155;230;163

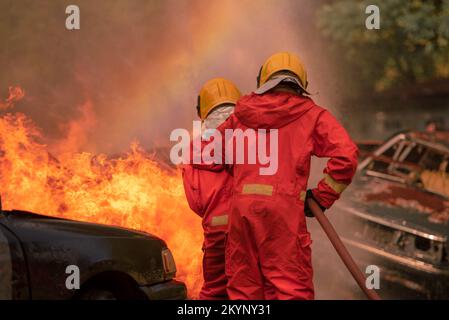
182;164;232;299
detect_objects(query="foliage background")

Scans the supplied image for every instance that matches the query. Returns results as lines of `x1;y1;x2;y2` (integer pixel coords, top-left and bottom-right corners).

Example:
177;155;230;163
317;0;449;97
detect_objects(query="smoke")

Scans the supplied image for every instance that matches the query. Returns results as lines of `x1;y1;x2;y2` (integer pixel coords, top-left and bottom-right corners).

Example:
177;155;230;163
0;0;339;154
0;86;25;110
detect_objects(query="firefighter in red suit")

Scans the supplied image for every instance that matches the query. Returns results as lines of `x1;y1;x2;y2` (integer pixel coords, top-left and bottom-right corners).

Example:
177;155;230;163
182;78;241;299
195;52;359;300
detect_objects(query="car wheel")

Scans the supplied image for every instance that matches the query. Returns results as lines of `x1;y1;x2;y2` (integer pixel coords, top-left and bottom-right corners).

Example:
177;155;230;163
78;288;116;300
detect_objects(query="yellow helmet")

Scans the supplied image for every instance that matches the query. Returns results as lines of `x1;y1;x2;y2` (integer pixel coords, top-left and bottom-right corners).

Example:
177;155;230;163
257;52;308;92
197;78;241;120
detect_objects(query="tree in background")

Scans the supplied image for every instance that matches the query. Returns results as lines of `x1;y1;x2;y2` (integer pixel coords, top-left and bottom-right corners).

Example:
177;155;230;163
317;0;449;93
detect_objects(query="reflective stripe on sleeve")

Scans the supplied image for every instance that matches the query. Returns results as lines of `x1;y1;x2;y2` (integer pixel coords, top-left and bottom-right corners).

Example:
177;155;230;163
324;174;348;194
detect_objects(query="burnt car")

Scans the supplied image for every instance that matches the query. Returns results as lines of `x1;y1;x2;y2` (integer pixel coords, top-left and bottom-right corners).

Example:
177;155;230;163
333;131;449;299
0;207;186;300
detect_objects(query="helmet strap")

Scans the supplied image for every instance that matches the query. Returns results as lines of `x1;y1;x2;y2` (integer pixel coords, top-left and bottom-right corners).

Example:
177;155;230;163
256;66;262;88
196;95;201;118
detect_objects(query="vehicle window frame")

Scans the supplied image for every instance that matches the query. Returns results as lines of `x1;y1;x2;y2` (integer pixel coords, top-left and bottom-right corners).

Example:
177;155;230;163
387;140;412;176
359;133;407;183
359;133;449;184
388;141;428;178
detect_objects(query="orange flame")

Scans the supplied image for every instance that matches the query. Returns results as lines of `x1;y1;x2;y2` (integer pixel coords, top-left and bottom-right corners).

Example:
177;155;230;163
0;89;203;298
0;86;25;110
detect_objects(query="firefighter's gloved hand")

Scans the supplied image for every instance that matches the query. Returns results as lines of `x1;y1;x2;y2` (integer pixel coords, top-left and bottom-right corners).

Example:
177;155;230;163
304;189;326;218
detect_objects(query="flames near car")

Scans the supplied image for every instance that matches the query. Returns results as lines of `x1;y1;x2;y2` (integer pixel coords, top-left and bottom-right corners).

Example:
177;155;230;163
0;92;203;297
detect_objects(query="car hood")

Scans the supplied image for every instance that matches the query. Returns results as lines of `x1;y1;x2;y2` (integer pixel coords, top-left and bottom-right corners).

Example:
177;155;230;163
0;210;171;294
335;174;449;240
1;210;163;242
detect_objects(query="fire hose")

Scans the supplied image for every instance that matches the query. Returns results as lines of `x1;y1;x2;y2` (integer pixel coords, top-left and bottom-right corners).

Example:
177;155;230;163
307;198;381;300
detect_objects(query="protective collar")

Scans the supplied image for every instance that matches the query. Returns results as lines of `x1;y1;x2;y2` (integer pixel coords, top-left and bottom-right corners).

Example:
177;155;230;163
254;75;310;95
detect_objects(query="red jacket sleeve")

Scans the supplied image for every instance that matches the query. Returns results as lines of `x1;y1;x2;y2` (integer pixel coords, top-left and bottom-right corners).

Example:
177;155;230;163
181;164;204;217
311;110;359;208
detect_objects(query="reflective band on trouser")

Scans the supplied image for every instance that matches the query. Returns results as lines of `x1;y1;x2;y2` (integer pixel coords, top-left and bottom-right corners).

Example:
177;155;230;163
324;174;348;194
242;184;273;196
211;214;229;227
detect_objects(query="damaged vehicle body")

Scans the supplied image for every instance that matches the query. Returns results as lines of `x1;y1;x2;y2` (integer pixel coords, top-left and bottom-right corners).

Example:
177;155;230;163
0;207;186;300
333;131;449;298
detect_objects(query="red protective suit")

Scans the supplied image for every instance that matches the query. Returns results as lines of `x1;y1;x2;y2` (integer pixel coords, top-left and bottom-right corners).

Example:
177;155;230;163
182;162;232;299
196;92;358;300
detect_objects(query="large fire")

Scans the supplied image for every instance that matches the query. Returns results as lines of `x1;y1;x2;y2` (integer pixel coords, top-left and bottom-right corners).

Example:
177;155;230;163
0;87;203;298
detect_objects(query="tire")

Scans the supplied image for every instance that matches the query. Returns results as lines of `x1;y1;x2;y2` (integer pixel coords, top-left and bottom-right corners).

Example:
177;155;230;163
78;288;116;300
